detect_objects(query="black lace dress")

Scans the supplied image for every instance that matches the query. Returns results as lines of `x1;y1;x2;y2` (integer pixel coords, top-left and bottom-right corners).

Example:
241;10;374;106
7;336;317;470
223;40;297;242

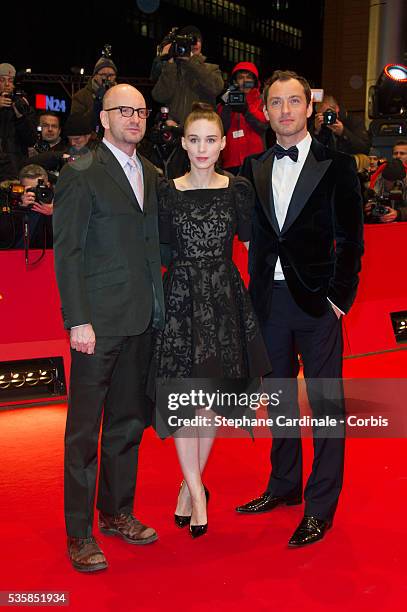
150;176;271;434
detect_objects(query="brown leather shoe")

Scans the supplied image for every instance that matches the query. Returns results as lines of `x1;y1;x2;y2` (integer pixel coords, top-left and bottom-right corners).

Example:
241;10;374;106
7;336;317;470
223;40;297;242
98;512;158;545
67;536;108;573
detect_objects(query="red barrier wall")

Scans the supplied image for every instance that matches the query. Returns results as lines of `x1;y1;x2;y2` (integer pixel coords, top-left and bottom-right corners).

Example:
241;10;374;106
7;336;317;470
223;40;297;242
1;223;406;390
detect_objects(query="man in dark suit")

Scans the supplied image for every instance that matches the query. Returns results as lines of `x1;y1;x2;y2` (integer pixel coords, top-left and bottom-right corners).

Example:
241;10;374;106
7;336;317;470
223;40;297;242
53;84;165;571
236;71;364;547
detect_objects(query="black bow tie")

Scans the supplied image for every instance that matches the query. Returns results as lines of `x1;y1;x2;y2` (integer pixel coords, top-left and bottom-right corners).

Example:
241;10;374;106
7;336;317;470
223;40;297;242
273;143;299;162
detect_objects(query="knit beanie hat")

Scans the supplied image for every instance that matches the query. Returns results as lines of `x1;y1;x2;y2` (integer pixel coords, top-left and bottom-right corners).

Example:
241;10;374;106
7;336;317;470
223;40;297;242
0;63;16;77
93;57;117;76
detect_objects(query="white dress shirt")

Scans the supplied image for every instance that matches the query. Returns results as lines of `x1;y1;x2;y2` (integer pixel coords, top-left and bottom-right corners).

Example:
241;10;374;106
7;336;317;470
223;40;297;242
272;132;312;280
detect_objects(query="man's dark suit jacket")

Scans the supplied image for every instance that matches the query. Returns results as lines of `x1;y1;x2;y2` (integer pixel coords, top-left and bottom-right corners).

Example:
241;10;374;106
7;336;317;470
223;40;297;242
241;138;364;321
53;142;165;335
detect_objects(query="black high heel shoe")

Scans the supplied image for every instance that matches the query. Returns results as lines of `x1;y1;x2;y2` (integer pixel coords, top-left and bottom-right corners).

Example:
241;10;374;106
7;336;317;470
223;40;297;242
190;522;208;538
174;483;209;528
189;486;209;538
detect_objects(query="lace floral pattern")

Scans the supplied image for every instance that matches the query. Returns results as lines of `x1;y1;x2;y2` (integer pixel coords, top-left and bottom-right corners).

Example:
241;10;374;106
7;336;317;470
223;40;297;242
152;176;271;379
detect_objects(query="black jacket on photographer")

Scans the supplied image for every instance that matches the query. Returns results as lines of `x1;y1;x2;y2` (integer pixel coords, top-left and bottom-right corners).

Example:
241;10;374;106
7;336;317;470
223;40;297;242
138;112;189;179
70;57;118;133
312;108;370;155
0;103;37;177
367;159;407;222
151;26;224;126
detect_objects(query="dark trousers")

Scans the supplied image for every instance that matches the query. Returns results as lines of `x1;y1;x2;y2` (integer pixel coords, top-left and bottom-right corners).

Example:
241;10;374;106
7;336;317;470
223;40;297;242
64;330;152;538
261;283;345;522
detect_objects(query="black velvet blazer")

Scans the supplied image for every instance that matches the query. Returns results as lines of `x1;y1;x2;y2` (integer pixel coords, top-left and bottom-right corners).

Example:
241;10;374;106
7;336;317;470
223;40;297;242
241;138;364;320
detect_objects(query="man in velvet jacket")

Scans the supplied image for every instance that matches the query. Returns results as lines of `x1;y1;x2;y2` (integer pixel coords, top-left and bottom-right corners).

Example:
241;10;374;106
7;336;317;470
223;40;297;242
236;71;364;547
53;85;164;572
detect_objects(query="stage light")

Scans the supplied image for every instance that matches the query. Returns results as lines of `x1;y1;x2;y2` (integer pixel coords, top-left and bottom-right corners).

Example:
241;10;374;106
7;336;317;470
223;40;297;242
26;371;40;386
369;63;407;119
390;311;407;344
385;64;407;82
0;357;66;408
11;372;25;387
368;63;407;155
0;374;11;390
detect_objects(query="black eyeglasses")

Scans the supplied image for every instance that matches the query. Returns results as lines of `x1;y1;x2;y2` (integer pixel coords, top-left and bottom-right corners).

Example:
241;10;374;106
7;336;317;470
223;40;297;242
104;106;151;118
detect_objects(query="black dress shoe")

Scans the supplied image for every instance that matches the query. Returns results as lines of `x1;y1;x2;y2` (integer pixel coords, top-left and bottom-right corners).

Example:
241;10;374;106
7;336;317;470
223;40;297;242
288;515;331;547
236;491;302;514
174;484;209;528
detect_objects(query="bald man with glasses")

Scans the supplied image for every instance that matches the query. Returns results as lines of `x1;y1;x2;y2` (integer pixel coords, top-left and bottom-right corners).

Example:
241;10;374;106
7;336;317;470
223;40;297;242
53;84;165;572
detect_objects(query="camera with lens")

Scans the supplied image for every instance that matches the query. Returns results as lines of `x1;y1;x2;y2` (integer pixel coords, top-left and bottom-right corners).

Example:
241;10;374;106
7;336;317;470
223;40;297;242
150;107;183;148
4;86;29;115
369;194;391;218
27;179;54;205
4;85;26;103
323;109;337;125
227;85;246;107
161;28;197;60
365;187;394;219
34;126;50;153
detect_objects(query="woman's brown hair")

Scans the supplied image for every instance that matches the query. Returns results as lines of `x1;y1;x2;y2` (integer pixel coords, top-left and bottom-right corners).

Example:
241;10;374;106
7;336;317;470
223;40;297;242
184;102;224;137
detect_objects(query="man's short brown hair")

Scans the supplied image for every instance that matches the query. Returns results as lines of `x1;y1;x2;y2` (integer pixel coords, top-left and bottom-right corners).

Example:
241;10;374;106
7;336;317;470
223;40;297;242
19;164;48;183
263;70;312;106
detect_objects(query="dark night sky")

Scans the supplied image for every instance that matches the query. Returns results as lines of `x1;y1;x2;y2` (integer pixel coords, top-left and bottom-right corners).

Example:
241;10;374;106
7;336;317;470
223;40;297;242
4;2;143;75
3;1;323;81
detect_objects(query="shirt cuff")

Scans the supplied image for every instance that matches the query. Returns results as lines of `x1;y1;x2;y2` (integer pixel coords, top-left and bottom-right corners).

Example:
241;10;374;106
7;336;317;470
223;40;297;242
327;298;345;316
71;324;90;329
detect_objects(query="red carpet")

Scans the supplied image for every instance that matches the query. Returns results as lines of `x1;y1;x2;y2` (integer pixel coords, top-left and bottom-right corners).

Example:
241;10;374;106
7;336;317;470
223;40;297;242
0;353;406;611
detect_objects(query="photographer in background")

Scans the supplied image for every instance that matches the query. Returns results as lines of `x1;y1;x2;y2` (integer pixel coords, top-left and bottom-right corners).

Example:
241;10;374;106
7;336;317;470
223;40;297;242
27;114;95;179
313;93;370;155
15;164;54;248
71;52;117;131
38;112;65;151
138;107;188;178
152;25;224;126
364;158;407;223
217;62;268;175
0;63;37;176
392;140;407;163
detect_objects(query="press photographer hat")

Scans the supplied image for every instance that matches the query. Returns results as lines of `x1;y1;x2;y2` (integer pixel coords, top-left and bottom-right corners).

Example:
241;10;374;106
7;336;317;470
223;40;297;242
0;63;16;78
64;114;93;136
93;57;117;76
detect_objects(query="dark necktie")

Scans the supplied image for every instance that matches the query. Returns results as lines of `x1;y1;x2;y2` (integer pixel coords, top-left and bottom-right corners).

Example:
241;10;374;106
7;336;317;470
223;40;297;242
273;143;299;162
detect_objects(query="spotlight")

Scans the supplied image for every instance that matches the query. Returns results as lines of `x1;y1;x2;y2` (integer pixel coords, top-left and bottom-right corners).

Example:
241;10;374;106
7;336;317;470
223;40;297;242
368;64;407;154
385;64;407;82
0;373;11;390
390;311;407;344
0;357;66;407
11;372;25;388
369;63;407;119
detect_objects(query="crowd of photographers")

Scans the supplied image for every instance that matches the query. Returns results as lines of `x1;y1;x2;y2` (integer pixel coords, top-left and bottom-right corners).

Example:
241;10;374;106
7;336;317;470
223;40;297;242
1;25;406;250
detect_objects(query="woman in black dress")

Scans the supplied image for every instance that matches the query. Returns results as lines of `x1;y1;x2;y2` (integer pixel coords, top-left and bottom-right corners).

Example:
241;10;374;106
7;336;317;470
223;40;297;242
151;103;271;537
